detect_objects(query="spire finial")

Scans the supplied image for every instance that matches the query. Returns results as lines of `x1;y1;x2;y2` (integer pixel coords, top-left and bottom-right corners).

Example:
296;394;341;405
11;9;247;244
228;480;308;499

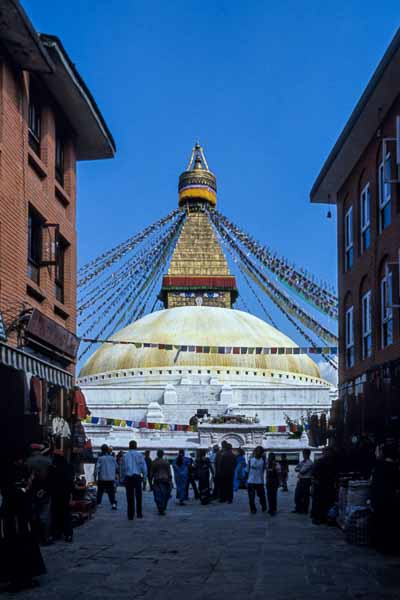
186;142;209;172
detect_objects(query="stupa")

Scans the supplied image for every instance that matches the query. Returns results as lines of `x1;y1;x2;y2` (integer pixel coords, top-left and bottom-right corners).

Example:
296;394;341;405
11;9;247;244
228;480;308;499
78;144;332;455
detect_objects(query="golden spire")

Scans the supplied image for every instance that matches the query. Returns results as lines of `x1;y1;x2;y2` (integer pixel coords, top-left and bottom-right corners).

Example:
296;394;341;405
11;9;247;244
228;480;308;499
178;143;217;208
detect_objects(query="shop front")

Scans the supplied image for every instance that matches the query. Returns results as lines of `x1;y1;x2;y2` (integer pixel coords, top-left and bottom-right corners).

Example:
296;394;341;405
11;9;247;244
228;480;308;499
0;309;89;466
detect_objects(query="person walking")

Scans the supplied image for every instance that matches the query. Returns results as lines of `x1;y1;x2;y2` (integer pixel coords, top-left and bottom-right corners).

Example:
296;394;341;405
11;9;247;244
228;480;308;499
26;444;52;545
186;453;200;500
0;457;46;592
310;448;337;525
121;441;147;520
293;449;314;514
151;450;173;515
233;448;247;492
266;452;280;515
173;450;190;505
49;454;74;542
280;453;289;491
194;449;213;505
219;443;236;503
95;444;118;510
143;450;153;491
247;446;267;514
370;443;400;553
210;445;220;499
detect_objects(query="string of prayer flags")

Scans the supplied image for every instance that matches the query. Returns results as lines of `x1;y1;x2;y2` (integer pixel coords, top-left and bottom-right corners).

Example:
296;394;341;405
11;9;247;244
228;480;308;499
80;338;338;356
84;416;288;434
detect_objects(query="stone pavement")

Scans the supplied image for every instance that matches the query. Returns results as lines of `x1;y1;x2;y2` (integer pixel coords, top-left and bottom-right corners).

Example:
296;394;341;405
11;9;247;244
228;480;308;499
15;477;400;600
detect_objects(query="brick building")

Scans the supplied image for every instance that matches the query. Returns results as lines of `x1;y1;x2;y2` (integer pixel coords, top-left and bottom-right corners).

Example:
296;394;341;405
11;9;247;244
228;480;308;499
0;0;115;456
311;29;400;444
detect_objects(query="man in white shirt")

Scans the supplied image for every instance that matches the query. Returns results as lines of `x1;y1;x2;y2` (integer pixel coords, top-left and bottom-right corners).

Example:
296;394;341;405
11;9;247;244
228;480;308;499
293;448;314;514
247;446;267;514
121;440;147;520
95;444;117;510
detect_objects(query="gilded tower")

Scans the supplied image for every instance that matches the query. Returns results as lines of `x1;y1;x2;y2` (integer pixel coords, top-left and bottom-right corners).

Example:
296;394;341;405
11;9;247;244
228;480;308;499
160;144;238;309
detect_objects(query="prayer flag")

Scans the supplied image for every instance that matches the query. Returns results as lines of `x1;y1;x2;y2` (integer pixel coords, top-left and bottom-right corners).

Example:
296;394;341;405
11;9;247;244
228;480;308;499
225;347;232;354
233;347;240;354
271;348;277;354
218;347;225;354
188;345;195;352
255;347;262;354
248;347;255;354
114;419;121;426
92;417;99;424
293;348;300;354
106;418;113;425
263;348;270;354
165;344;173;351
278;348;285;355
120;420;127;427
154;423;161;430
203;346;210;353
148;423;155;429
196;346;203;353
181;345;188;352
134;343;143;349
126;420;133;427
211;347;218;354
240;347;248;354
331;347;338;354
139;421;146;428
158;344;165;350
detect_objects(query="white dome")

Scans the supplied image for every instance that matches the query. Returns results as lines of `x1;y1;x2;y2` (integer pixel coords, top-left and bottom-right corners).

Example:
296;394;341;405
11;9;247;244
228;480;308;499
80;306;321;379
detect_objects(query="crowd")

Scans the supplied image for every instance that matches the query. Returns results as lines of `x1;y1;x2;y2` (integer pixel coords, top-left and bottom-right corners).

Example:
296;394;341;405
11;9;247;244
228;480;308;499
1;437;400;592
93;441;288;518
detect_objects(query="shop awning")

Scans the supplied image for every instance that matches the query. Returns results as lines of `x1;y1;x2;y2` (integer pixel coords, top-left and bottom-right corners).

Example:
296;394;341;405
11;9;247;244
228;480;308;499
0;341;73;388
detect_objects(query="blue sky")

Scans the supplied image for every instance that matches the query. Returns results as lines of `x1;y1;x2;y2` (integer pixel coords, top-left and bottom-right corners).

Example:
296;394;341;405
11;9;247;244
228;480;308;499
24;1;399;376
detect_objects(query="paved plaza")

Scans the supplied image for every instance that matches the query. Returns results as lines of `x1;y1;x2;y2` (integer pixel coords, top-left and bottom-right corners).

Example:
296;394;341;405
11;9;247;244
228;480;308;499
15;478;400;600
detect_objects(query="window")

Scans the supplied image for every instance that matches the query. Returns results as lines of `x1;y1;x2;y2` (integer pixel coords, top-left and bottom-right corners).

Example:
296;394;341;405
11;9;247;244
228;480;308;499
28;84;41;156
27;206;43;284
55;234;68;303
345;306;355;368
55;131;64;186
361;290;372;359
360;184;371;253
379;154;391;232
381;270;393;348
344;207;354;271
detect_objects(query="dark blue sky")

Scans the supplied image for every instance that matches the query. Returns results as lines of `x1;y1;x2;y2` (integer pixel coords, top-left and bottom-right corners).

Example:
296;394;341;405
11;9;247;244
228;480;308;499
24;1;399;376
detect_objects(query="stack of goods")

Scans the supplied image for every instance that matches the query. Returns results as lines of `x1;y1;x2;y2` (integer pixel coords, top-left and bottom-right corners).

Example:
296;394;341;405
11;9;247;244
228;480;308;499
70;476;96;526
337;476;351;529
344;480;371;546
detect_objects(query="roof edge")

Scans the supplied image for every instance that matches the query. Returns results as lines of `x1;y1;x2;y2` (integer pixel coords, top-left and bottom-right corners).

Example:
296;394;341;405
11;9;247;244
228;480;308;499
39;33;116;157
310;27;400;204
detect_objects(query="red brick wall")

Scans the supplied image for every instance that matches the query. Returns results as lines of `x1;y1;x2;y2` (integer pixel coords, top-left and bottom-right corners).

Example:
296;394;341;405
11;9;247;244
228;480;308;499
337;97;400;386
0;52;77;362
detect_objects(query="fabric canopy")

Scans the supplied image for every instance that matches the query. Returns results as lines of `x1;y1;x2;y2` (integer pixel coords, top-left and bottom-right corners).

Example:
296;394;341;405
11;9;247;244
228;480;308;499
0;341;73;389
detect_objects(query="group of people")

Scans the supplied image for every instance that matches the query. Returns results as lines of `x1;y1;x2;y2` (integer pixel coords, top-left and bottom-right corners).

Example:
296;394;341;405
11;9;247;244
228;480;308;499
94;440;292;518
